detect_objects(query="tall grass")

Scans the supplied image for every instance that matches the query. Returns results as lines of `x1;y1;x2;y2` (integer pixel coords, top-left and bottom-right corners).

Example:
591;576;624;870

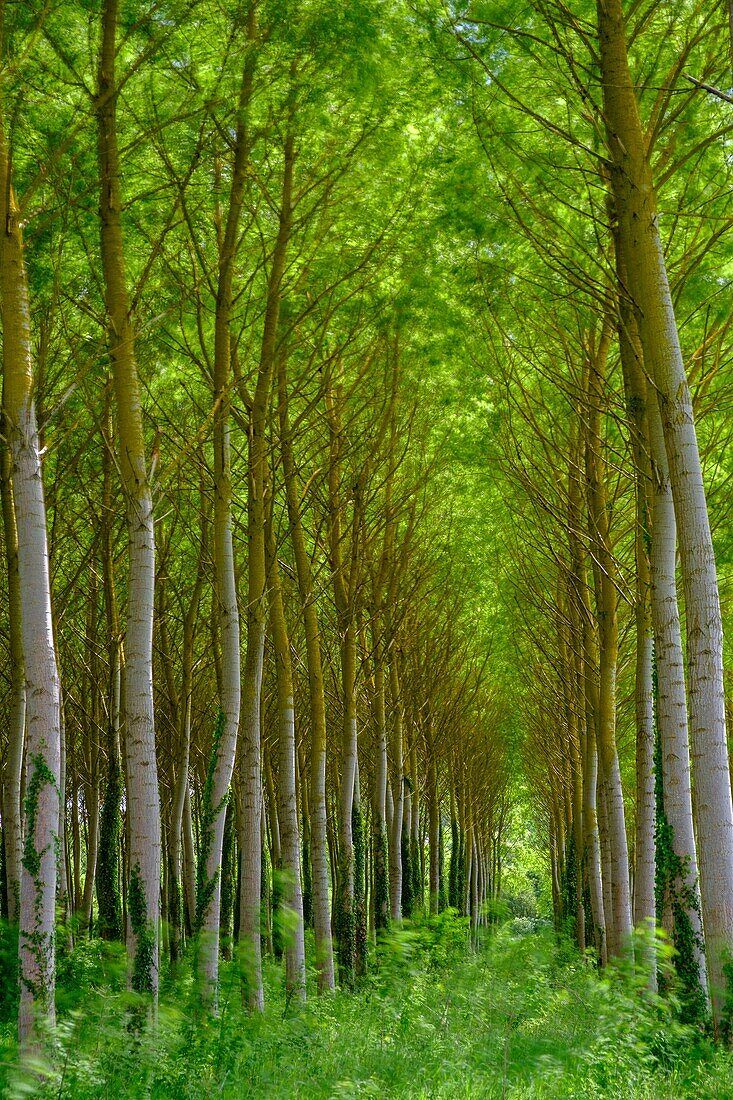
2;913;732;1098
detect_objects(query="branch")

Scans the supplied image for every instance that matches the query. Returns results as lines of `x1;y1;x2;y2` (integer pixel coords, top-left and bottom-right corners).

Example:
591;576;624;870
683;73;733;105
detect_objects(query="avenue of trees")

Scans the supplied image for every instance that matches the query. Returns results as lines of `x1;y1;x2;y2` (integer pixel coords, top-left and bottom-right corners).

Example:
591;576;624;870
0;0;510;1050
1;0;733;1077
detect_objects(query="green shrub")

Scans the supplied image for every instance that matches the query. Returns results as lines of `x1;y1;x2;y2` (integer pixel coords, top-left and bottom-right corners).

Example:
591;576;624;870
2;918;733;1099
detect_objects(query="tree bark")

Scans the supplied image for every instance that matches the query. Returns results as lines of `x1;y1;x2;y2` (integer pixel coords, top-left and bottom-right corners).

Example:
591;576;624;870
584;332;633;958
325;380;359;987
197;3;256;1002
96;0;161;995
615;273;656;985
266;506;306;1000
370;625;390;933
648;394;707;1006
0;112;61;1047
0;439;25;925
238;112;295;1012
598;0;733;1026
388;655;404;922
277;350;335;990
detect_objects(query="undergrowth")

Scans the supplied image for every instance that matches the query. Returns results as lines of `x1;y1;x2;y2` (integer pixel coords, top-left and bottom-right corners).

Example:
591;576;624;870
2;912;733;1098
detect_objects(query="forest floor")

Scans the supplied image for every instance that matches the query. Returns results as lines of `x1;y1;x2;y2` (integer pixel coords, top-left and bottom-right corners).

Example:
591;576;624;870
2;914;733;1099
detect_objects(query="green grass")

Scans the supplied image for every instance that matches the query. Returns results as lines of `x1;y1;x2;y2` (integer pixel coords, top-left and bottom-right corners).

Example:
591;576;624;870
2;914;733;1099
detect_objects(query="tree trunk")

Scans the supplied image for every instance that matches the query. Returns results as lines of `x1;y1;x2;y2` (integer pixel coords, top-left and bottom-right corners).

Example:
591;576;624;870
277;350;335;991
370;628;390;933
169;525;204;966
96;0;161;995
388;656;404;922
197;4;256;1003
0;115;61;1047
238;111;295;1012
615;272;656;984
0;440;25;925
266;511;306;1000
598;0;733;1028
584;334;633;958
428;755;440;915
96;389;123;943
648;394;708;1009
325;379;359;987
568;441;606;963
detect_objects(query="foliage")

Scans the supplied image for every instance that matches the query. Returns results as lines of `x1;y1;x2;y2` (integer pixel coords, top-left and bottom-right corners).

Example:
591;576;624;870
654;720;707;1024
96;742;123;942
2;917;732;1099
195;711;227;935
128;864;155;995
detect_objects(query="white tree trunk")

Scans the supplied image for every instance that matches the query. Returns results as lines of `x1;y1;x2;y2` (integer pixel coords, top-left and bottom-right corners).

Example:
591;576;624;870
266;524;306;1000
388;657;404;922
0;132;61;1045
648;395;707;1001
597;0;733;1025
97;0;161;995
0;443;25;925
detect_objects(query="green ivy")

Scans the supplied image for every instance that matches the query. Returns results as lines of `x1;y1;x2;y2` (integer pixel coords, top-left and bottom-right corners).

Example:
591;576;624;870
334;845;355;990
96;737;122;941
301;823;313;930
352;801;367;979
22;754;58;881
401;824;413;917
19;753;58;1007
373;824;390;933
128;863;155;995
195;710;227;935
654;686;707;1023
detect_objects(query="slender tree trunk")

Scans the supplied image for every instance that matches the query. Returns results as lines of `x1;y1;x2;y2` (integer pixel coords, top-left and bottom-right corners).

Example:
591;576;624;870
219;799;235;960
266;509;306;1000
238;113;295;1012
325;380;359;986
278;351;335;991
57;703;70;935
410;741;421;910
0;440;24;925
298;745;313;930
616;275;656;984
96;0;161;995
97;390;123;942
169;530;204;966
182;784;196;938
568;437;606;963
353;760;367;977
370;628;390;933
81;777;100;931
584;336;633;957
597;772;613;957
0;112;61;1047
388;655;404;922
648;394;708;1007
598;0;733;1028
615;133;706;1010
337;622;358;984
559;595;585;952
428;754;440;915
402;779;413;916
198;5;256;1002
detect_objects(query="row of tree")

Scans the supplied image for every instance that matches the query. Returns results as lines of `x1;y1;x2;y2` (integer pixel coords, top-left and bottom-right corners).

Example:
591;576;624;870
458;0;733;1036
0;0;509;1047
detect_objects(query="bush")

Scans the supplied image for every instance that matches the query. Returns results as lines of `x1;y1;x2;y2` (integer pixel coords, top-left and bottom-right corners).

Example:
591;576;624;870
2;918;733;1099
